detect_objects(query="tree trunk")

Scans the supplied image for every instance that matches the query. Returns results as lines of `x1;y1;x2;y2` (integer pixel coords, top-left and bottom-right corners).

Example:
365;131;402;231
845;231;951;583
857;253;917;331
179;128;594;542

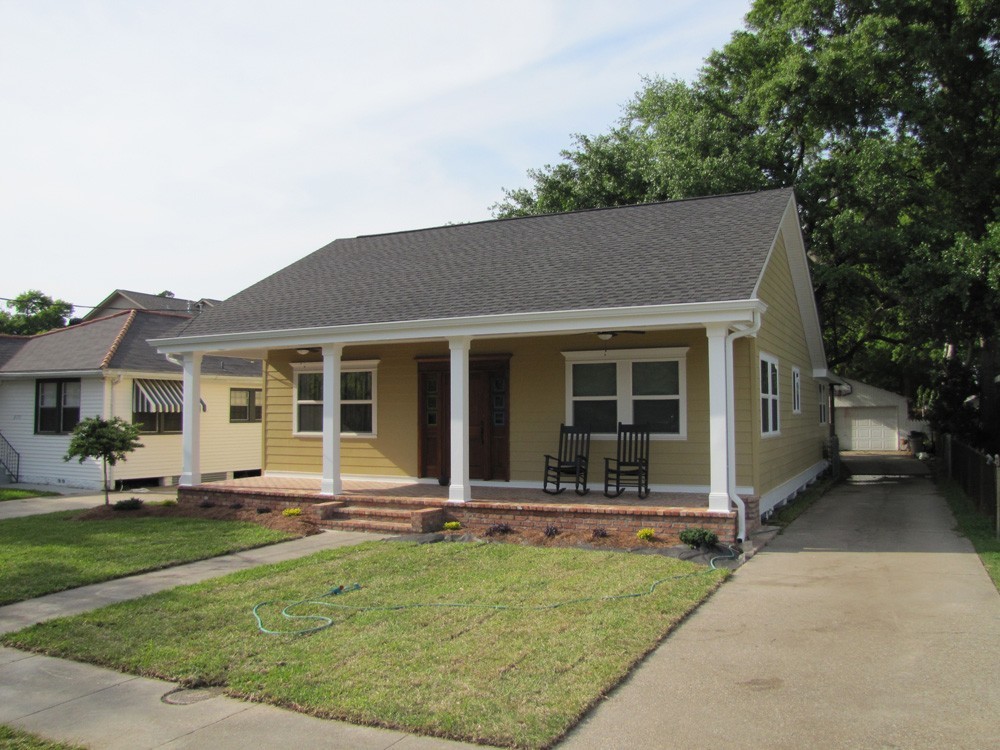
103;457;109;505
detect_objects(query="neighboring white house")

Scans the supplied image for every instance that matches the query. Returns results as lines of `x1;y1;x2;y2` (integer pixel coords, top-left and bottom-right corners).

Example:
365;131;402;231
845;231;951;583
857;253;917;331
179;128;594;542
0;306;262;489
834;378;928;451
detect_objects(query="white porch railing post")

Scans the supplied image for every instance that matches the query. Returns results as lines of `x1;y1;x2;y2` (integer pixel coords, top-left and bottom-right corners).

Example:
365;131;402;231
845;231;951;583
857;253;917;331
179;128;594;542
705;324;730;512
179;351;203;487
321;344;343;496
448;337;471;503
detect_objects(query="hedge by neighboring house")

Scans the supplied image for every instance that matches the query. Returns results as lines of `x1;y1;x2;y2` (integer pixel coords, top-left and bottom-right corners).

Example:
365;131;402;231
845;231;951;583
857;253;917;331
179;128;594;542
154;189;834;535
0;303;261;489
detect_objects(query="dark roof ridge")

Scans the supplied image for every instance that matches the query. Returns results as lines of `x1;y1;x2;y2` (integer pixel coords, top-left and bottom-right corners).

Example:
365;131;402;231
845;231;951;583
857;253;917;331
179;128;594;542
355;187;792;240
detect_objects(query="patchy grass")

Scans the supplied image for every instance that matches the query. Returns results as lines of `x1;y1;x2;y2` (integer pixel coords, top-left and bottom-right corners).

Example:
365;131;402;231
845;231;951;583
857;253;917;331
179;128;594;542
940;479;1000;591
0;510;293;605
3;541;726;749
0;489;61;502
768;475;838;530
0;725;84;749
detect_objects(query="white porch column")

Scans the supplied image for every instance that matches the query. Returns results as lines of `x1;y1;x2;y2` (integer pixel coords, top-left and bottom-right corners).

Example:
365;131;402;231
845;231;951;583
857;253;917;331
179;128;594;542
179;351;203;487
448;336;471;503
321;344;343;495
705;324;731;511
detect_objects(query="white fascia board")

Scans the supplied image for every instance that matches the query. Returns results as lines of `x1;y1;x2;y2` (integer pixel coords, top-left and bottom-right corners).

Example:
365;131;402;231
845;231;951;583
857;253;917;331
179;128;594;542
151;300;766;355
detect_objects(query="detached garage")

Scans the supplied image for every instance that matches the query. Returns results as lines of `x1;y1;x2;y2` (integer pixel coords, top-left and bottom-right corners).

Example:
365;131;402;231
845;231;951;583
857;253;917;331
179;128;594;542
834;379;928;451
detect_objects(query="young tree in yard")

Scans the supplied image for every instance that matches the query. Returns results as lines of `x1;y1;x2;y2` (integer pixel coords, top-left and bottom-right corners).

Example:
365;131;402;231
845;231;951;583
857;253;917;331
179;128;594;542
64;418;143;505
0;290;73;335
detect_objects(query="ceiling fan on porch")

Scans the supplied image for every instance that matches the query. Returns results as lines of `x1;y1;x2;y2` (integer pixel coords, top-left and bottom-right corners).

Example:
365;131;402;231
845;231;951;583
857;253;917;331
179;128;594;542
595;331;646;341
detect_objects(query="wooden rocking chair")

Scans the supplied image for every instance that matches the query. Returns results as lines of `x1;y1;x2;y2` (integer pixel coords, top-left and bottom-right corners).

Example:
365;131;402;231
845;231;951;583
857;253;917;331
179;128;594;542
543;424;591;495
604;422;650;498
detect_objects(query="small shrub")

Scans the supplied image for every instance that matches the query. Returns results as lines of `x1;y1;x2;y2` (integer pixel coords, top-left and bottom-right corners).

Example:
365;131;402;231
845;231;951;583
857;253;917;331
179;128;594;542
679;527;719;549
112;497;144;511
636;527;655;542
443;521;462;531
198;500;216;509
592;527;609;539
160;499;177;507
484;522;512;537
282;507;302;517
255;506;272;514
544;525;559;538
229;502;244;510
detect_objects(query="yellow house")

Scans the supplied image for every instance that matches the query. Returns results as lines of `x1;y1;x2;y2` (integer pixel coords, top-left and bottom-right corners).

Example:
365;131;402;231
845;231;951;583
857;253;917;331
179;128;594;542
154;189;833;542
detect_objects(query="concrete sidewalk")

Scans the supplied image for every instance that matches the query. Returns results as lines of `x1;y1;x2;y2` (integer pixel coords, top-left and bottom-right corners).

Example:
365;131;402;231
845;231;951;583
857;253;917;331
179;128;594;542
0;485;178;520
561;474;1000;749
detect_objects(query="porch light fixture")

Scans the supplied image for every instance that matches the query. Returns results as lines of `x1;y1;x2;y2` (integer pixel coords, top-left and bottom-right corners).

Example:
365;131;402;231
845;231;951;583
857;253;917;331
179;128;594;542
596;332;615;341
296;348;312;355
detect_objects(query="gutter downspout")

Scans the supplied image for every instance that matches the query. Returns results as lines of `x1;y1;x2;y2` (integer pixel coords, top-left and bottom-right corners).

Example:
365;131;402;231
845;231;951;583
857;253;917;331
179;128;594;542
726;309;761;543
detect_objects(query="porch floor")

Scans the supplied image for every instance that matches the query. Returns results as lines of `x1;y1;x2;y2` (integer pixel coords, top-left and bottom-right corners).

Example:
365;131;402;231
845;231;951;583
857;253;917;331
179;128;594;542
200;475;710;510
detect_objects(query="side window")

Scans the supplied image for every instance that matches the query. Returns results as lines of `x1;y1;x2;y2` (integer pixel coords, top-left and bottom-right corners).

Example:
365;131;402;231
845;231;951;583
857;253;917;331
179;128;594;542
792;367;801;414
760;354;780;436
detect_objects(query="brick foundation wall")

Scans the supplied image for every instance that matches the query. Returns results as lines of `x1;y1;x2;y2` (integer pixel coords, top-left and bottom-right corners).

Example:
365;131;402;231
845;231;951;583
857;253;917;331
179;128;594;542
177;486;738;545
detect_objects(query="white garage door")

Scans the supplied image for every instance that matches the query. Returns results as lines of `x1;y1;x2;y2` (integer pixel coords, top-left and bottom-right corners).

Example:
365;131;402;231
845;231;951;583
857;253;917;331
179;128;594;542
838;407;899;451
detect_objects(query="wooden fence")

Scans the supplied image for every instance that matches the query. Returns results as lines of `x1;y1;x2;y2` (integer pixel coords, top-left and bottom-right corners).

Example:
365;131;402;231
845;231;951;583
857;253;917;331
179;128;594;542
942;434;1000;537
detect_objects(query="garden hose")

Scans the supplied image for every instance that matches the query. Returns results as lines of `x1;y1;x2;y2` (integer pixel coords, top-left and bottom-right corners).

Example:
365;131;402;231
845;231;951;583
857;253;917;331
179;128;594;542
253;546;740;636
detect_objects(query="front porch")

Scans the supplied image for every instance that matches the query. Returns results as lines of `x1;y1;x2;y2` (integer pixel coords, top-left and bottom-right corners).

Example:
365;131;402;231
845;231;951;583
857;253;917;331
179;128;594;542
177;476;744;544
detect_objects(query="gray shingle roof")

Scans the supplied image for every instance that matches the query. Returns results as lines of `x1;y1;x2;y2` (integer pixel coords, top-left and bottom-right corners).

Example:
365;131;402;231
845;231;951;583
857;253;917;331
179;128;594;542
176;189;795;338
0;311;260;377
82;290;222;321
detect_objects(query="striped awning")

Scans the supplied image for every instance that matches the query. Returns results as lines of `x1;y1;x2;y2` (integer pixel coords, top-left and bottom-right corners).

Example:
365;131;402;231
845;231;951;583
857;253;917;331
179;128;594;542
133;379;184;413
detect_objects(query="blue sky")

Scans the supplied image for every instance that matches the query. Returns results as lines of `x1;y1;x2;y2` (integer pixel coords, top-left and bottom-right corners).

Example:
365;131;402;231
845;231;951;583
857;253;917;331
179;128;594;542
1;0;752;313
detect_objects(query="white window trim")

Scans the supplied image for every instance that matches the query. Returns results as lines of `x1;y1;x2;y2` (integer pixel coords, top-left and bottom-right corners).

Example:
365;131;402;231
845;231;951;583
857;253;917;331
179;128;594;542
292;360;379;438
761;352;780;437
818;383;829;425
792;367;802;414
562;347;688;440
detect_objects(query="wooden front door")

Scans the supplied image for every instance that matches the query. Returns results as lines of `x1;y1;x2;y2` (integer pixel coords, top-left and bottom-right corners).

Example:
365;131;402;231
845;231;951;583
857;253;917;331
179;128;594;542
418;357;509;482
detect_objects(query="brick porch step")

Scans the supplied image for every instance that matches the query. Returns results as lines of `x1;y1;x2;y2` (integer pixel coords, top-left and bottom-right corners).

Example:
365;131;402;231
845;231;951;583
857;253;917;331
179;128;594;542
319;518;413;534
315;503;443;534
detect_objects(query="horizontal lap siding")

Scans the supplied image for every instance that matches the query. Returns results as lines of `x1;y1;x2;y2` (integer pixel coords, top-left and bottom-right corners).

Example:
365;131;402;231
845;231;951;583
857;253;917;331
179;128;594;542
754;232;826;496
108;375;262;482
0;377;104;488
265;345;423;477
263;331;726;488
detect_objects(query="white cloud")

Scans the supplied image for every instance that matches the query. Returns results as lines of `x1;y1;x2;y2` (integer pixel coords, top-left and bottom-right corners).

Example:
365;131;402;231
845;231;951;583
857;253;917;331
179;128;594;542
0;0;750;311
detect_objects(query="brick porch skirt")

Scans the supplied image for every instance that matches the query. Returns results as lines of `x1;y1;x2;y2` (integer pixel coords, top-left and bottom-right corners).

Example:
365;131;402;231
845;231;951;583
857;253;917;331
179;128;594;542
177;484;741;545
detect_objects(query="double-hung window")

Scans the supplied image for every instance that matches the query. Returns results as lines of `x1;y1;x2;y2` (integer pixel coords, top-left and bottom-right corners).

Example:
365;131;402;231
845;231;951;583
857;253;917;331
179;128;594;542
760;353;780;435
792;367;802;414
35;379;81;434
564;348;687;439
230;388;262;423
293;360;378;437
818;384;829;424
132;380;183;434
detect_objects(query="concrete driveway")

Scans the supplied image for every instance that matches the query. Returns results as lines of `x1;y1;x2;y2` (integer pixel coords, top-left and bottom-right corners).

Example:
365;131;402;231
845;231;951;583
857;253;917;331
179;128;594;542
562;473;1000;749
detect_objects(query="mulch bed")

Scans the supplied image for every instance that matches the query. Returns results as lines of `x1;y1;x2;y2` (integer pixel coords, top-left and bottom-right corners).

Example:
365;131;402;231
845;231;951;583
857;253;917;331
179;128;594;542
75;502;321;537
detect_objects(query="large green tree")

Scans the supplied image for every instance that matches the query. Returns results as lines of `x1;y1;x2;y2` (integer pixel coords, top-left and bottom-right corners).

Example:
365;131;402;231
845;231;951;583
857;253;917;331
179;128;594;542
494;0;1000;448
0;290;74;335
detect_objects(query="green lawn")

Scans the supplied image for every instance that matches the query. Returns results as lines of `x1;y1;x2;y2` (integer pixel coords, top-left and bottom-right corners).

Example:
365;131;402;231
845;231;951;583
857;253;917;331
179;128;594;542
941;479;1000;591
0;489;61;502
2;541;726;749
0;511;293;605
0;725;84;749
